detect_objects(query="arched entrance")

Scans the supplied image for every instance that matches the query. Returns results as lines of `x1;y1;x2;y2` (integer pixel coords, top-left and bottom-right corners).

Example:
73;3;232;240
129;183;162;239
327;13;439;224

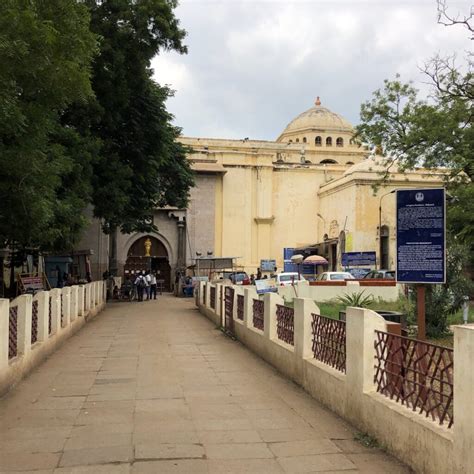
124;236;171;291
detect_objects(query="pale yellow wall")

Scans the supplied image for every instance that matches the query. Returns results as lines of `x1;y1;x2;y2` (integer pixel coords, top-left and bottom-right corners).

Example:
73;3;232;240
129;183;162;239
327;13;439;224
181;135;444;274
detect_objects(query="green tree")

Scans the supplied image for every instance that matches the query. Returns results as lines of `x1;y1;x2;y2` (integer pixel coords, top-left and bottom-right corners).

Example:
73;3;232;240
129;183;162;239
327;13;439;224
356;4;473;336
0;1;97;254
71;0;194;273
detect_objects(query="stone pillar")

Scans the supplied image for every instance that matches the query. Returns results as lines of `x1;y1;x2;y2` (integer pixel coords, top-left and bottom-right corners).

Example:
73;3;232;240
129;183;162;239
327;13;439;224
294;298;319;360
34;290;50;343
205;283;211;309
346;307;387;393
61;288;71;328
215;284;223;326
15;294;32;356
78;286;85;316
70;286;78;321
263;292;282;340
169;210;187;273
453;325;474;473
0;299;9;370
177;219;186;270
49;289;62;334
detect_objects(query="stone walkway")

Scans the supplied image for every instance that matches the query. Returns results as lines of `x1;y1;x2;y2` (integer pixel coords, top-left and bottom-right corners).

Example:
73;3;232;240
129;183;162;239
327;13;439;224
0;296;410;473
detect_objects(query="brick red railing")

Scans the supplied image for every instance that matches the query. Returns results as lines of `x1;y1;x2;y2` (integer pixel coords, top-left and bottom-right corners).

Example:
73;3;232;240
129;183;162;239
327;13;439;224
224;287;235;333
252;299;264;331
311;313;346;373
237;295;244;320
9;305;18;359
31;300;39;345
276;304;294;346
210;286;216;309
374;331;454;428
48;296;53;335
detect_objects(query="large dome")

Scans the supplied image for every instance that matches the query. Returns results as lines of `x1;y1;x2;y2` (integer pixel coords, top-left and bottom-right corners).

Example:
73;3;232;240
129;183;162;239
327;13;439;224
279;98;354;139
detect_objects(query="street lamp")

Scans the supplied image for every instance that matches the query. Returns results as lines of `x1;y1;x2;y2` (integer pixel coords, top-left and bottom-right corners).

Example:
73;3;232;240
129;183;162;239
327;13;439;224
378;190;395;270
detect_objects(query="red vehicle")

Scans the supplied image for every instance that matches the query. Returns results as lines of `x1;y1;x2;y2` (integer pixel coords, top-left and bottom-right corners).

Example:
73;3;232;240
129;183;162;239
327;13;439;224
228;271;250;285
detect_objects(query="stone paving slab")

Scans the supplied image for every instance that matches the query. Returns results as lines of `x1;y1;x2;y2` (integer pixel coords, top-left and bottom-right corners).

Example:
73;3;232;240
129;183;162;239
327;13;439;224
0;296;410;473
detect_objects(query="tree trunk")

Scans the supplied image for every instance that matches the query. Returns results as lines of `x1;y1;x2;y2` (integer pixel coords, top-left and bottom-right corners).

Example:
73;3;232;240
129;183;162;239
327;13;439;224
108;227;118;276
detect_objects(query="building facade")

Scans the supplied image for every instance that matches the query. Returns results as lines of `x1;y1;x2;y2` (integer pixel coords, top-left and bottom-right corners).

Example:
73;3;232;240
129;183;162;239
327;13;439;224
77;98;443;287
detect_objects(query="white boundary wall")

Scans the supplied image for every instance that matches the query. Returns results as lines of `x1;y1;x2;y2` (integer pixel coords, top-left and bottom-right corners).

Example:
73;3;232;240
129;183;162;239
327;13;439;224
197;281;473;474
0;281;106;395
278;280;400;302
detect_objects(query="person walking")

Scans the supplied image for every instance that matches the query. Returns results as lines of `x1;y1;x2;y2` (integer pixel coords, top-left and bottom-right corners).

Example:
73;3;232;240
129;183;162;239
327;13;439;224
134;273;145;302
144;271;151;301
150;272;157;300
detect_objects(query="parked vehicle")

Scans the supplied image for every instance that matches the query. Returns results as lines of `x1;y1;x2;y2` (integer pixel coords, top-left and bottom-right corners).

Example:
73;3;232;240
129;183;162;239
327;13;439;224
276;272;306;286
227;271;250;285
363;270;395;280
345;267;371;279
315;272;355;281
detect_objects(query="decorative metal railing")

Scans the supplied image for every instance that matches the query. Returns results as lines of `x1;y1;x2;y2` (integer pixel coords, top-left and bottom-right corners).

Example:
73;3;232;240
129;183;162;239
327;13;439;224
31;300;39;345
9;306;18;359
311;313;346;373
237;295;244;321
374;331;454;428
276;304;294;346
252;299;264;331
61;294;65;326
48;296;53;335
210;287;216;309
224;287;235;332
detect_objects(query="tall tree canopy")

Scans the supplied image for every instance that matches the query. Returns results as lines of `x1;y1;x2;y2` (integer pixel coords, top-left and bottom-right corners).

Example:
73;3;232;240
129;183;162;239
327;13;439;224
0;0;97;252
66;0;194;272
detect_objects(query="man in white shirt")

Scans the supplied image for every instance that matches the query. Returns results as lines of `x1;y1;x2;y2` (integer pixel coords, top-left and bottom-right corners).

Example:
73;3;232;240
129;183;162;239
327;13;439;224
144;271;152;301
150;272;157;300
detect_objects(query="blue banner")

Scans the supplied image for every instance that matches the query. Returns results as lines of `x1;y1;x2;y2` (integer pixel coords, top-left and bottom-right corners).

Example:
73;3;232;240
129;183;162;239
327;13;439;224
283;248;298;273
342;252;376;267
396;189;446;284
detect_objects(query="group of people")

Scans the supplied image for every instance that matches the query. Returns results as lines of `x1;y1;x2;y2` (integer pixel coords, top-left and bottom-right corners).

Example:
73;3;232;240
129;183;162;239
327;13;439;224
119;271;158;301
135;271;158;301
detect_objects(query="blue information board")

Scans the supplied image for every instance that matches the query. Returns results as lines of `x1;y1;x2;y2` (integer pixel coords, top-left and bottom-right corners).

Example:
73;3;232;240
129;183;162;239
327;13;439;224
342;252;376;267
396;189;446;284
260;259;276;272
283;248;298;273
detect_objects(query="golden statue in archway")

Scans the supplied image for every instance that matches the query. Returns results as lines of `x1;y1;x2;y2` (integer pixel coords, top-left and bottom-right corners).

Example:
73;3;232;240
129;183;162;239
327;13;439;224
144;238;152;257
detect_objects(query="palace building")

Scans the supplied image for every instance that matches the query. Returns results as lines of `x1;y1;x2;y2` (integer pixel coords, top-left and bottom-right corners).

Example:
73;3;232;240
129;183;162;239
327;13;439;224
77;98;443;289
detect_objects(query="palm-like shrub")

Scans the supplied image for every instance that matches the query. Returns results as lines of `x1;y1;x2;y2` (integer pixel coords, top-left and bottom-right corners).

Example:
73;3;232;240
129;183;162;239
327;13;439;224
337;291;374;308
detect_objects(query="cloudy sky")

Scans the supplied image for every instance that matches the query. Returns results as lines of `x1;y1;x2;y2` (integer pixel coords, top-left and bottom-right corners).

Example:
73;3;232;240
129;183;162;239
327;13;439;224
152;0;472;140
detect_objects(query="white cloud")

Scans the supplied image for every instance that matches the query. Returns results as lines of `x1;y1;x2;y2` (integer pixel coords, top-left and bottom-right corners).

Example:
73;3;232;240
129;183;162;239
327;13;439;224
153;0;473;139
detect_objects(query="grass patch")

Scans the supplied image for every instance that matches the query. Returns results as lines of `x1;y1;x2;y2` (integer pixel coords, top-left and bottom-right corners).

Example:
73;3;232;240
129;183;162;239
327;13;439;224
354;431;380;449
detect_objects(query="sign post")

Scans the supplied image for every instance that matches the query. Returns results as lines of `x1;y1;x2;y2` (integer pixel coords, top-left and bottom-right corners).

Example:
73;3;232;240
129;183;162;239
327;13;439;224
396;188;446;339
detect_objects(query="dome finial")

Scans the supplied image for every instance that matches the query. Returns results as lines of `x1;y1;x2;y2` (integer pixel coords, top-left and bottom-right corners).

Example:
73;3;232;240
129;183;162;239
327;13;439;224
315;96;321;106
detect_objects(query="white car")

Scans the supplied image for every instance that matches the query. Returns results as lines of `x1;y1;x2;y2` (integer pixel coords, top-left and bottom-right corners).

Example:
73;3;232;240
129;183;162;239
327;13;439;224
276;272;306;286
315;272;355;281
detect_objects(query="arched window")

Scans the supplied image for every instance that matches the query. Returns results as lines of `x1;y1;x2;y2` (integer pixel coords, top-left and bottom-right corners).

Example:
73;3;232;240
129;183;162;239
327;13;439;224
326;137;332;146
320;159;337;164
380;225;389;269
336;137;343;147
296;138;299;143
346;161;354;165
303;137;307;143
315;136;322;146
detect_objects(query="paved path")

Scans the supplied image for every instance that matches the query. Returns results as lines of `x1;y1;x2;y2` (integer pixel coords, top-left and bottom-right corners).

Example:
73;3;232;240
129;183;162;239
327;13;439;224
0;296;410;473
